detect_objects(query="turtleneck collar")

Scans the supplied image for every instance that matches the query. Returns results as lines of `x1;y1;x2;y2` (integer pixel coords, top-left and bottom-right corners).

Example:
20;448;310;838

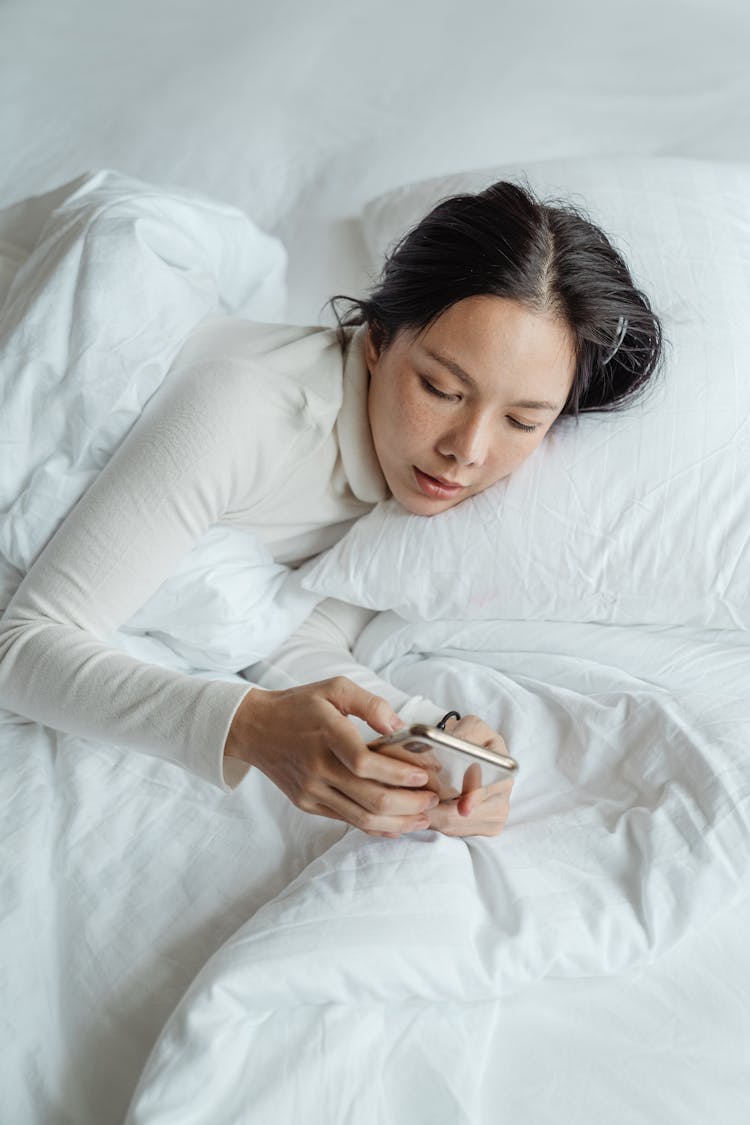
335;324;390;505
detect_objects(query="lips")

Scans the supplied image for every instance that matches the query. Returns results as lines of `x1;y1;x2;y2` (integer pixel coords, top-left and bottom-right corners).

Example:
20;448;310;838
427;472;463;488
413;467;465;499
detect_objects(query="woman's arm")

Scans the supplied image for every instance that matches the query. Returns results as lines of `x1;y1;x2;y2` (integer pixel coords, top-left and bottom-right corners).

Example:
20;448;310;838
0;359;446;835
245;598;449;728
0;359;280;789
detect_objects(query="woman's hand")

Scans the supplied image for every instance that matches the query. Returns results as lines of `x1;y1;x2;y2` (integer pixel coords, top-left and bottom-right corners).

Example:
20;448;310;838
427;715;515;838
225;677;439;836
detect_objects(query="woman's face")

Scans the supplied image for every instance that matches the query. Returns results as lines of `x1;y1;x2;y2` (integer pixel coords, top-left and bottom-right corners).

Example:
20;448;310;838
365;295;576;515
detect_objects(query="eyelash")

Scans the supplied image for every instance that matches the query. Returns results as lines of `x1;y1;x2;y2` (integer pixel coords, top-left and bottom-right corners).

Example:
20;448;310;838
419;377;539;432
420;376;457;401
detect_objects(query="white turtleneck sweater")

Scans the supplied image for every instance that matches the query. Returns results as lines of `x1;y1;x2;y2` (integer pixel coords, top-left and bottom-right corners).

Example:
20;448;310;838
0;319;445;790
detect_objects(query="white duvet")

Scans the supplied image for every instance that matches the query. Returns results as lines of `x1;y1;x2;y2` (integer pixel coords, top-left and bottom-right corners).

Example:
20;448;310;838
2;175;749;1124
124;615;750;1123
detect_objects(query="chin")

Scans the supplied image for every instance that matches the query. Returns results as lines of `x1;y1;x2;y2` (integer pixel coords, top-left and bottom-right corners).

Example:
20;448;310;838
396;491;468;516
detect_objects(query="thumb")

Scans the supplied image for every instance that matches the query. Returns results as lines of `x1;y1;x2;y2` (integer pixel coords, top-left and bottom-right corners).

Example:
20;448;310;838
458;763;484;816
325;676;404;736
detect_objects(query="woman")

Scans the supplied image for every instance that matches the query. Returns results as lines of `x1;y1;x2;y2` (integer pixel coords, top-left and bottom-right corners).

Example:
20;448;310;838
0;180;662;839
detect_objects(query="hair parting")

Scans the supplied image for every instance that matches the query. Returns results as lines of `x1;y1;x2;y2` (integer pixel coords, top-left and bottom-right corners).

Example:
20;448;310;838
327;180;663;418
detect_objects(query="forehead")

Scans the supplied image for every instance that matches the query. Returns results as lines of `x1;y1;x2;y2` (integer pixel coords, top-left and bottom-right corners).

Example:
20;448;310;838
408;296;576;403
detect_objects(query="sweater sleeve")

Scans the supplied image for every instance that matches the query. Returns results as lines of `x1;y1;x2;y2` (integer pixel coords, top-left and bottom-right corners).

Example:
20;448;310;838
0;358;311;790
245;598;448;737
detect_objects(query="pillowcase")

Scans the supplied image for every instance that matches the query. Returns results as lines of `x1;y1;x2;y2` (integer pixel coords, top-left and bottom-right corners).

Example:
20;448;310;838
300;156;750;628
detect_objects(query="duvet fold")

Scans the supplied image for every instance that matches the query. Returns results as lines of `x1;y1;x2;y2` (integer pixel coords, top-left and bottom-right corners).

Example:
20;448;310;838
126;616;750;1124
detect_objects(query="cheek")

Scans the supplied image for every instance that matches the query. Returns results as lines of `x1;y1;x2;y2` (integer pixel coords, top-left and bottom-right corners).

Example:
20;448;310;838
391;384;434;441
370;380;426;473
486;430;547;482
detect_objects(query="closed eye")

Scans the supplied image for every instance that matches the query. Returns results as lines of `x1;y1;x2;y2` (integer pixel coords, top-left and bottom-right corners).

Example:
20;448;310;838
420;376;460;402
507;418;538;432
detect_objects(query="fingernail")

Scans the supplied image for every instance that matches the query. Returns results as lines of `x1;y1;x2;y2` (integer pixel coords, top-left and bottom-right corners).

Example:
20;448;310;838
410;772;429;785
427;795;440;809
388;717;406;733
415;816;430;830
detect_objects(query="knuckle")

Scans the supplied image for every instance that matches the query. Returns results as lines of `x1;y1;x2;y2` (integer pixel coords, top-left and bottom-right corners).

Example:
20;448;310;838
363;694;386;721
371;789;391;815
292;777;325;813
349;750;370;777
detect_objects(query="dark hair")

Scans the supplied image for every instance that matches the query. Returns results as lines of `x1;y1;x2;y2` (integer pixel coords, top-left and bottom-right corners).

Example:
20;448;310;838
328;180;663;417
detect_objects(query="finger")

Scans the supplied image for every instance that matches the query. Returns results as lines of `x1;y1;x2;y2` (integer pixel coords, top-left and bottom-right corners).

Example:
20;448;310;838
427;797;462;834
455;763;483;816
458;774;514;817
369;739;442;777
486;777;515;798
324;676;405;738
430;793;510;837
457;786;487;817
328;768;440;817
316;785;433;836
301;800;404;838
326;712;431;788
453;715;508;753
461;763;483;794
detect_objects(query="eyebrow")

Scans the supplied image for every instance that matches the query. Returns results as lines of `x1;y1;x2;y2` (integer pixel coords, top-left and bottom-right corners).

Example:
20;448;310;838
422;347;561;412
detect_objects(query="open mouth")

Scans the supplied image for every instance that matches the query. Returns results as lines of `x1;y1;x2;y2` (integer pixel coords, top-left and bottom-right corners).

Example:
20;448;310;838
413;467;465;499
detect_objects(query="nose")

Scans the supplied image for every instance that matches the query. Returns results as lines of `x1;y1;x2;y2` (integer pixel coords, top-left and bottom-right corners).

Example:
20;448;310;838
436;411;491;467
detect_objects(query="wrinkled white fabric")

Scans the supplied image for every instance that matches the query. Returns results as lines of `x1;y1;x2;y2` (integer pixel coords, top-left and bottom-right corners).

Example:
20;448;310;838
0;169;287;572
125;614;750;1123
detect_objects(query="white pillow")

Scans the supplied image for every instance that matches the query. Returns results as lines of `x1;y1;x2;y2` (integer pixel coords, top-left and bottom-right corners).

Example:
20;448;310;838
300;157;750;628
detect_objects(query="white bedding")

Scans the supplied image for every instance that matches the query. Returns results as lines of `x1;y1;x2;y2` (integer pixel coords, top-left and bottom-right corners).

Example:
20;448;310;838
4;608;749;1122
3;1;750;1122
301;156;750;631
125;616;750;1123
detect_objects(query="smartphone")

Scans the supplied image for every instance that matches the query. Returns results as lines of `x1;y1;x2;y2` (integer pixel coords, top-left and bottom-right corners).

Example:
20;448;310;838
368;724;518;802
